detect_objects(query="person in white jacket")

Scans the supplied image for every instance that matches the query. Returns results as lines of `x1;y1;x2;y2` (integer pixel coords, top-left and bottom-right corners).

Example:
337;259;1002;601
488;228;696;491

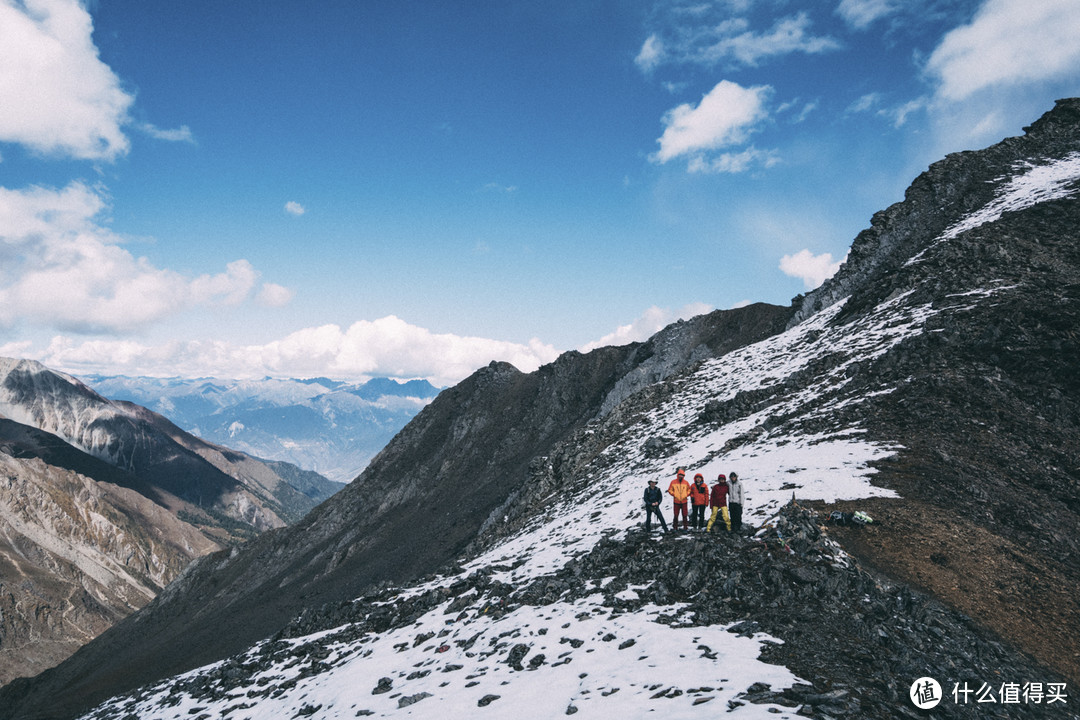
728;471;745;532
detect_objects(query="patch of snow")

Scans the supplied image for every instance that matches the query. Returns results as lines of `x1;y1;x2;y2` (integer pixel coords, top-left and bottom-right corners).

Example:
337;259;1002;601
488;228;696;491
907;152;1080;265
90;593;802;720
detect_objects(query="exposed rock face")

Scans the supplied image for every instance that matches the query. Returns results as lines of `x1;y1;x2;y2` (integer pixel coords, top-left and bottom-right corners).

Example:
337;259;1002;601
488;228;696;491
598;303;793;416
783;99;1080;681
0;360;337;685
3;100;1080;720
791;98;1080;327
0;437;220;684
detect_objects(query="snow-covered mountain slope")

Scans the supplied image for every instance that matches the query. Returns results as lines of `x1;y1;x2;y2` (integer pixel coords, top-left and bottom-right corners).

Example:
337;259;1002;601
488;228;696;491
77;289;947;720
85;375;440;483
5;100;1080;720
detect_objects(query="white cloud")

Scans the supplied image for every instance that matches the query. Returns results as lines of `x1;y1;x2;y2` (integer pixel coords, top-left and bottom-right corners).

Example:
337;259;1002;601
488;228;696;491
784;100;818;124
846;93;926;128
635;34;665;72
779;249;847;290
926;0;1080;102
0;340;33;358
847;93;882;114
579;303;712;353
284;201;306;216
0;0;133;160
707;13;839;67
188;260;259;306
138;123;195;144
687;146;780;174
257;283;295;307
0;182;275;333
887;98;927;128
836;0;897;30
639;12;839;72
654;80;772;164
32;317;562;388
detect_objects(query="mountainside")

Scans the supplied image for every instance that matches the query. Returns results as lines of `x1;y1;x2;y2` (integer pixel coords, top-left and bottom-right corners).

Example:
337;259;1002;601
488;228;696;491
0;359;339;685
3;99;1079;720
85;375;440;483
0;420;222;685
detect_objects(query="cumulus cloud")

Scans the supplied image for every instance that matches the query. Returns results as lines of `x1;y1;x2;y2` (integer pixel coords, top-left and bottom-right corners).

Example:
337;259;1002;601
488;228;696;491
0;182;281;333
33;317;562;388
836;0;897;30
926;0;1080;102
579;303;712;353
779;249;846;290
0;0;133;160
654;80;772;166
284;201;306;216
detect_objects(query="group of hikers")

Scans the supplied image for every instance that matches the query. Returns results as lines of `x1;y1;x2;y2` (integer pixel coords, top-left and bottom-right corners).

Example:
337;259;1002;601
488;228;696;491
643;467;744;534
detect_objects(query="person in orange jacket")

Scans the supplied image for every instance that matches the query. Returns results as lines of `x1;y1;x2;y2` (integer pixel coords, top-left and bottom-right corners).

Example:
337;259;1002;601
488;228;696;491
666;468;691;531
688;473;710;531
707;473;731;533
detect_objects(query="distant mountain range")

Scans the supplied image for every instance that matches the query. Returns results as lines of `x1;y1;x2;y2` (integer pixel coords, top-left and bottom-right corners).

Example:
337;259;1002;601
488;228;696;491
84;375;442;483
0;358;341;685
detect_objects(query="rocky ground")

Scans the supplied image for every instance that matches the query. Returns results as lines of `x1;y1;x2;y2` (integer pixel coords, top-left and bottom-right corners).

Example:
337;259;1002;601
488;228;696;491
88;503;1075;720
820;495;1080;689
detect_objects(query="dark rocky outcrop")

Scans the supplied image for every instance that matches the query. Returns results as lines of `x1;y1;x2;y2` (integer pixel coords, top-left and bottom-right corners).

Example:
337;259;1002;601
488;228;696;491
791;98;1080;327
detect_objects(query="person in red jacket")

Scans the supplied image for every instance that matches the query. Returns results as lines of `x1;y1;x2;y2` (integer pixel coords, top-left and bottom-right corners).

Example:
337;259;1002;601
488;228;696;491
707;473;731;533
666;468;691;531
689;473;710;531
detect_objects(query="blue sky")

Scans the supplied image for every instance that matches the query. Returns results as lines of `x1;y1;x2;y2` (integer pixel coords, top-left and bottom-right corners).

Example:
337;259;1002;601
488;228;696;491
2;0;1079;386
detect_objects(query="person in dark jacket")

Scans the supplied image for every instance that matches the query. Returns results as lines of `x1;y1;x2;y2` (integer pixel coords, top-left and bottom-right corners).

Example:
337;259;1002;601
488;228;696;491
643;479;668;533
689;473;710;531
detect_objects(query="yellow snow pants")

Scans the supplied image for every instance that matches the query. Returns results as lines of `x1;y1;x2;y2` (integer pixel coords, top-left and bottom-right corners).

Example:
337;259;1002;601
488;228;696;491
707;506;731;532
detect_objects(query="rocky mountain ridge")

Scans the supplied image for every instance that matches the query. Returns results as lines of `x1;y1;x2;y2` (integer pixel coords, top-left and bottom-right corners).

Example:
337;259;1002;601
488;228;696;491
2;99;1079;719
